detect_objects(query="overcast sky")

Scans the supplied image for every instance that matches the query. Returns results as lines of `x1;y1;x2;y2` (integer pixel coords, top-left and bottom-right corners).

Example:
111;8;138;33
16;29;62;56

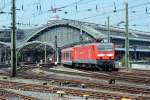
0;0;150;32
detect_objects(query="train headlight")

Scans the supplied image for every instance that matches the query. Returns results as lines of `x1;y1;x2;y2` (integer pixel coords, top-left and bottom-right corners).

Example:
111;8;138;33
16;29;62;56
106;54;113;56
97;54;105;57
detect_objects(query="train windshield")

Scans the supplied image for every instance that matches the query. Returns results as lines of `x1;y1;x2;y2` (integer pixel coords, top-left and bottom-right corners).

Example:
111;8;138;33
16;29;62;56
97;44;113;51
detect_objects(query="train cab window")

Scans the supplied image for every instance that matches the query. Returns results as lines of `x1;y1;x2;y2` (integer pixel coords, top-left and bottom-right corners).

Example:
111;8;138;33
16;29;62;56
97;44;113;51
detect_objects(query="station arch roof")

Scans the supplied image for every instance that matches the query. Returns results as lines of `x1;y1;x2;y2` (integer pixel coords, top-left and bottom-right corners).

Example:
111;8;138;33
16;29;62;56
17;41;54;52
0;42;10;47
0;19;150;53
23;19;105;43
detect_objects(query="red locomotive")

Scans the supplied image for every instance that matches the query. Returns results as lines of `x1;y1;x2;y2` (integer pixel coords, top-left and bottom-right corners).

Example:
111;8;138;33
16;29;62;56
61;43;115;71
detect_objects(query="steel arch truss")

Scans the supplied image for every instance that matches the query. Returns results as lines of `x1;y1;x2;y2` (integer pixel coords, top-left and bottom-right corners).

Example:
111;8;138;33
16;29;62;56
17;41;54;53
25;20;105;47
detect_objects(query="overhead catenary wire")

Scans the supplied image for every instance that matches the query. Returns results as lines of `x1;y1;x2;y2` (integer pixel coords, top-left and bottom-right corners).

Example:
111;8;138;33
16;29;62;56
14;0;98;28
24;1;150;29
113;5;150;26
0;0;150;30
79;1;150;21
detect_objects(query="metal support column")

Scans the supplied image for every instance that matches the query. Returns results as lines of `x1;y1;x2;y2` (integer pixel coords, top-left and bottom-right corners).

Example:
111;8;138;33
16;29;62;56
133;45;137;60
11;0;17;77
22;53;24;62
55;36;58;64
80;24;83;42
5;47;7;64
0;48;1;64
44;44;47;64
107;16;110;43
125;2;129;69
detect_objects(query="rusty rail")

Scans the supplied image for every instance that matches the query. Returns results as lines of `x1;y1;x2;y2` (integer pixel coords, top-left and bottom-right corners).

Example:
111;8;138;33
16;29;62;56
0;80;148;100
0;89;37;100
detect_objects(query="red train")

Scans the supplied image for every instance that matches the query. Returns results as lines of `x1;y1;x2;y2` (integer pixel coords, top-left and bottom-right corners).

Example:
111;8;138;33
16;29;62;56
61;43;115;71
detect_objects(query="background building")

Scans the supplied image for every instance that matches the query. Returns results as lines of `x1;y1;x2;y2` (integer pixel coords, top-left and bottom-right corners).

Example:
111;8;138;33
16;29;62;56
0;19;150;64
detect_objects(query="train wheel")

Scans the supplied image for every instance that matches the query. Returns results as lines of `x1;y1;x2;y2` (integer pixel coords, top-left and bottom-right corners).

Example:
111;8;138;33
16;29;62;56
75;63;79;68
112;63;116;71
103;65;107;71
88;64;92;69
95;65;102;71
109;62;115;71
108;65;113;72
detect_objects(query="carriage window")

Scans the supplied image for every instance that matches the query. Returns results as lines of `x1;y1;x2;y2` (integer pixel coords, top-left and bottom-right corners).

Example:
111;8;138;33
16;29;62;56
66;52;68;58
63;52;65;59
64;52;66;59
70;51;72;60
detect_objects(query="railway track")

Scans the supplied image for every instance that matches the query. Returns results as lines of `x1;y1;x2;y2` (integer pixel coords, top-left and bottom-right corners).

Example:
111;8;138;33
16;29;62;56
0;80;149;100
14;69;150;96
3;65;150;85
1;66;150;99
2;66;150;96
41;67;150;85
0;89;37;100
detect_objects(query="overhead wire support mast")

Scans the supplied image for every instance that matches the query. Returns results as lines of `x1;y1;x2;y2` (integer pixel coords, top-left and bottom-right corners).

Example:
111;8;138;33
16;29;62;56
107;16;110;43
11;0;17;77
125;1;129;69
55;35;58;65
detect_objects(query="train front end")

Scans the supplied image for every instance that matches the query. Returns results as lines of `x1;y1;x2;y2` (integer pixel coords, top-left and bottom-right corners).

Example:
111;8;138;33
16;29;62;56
96;43;115;71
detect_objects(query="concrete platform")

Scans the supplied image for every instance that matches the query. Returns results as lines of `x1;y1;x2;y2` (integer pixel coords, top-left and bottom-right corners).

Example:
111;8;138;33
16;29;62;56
50;65;88;73
5;89;99;100
131;63;150;70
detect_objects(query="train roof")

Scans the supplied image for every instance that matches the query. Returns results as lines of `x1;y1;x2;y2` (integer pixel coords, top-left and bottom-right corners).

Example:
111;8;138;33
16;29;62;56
62;42;114;50
61;47;73;52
